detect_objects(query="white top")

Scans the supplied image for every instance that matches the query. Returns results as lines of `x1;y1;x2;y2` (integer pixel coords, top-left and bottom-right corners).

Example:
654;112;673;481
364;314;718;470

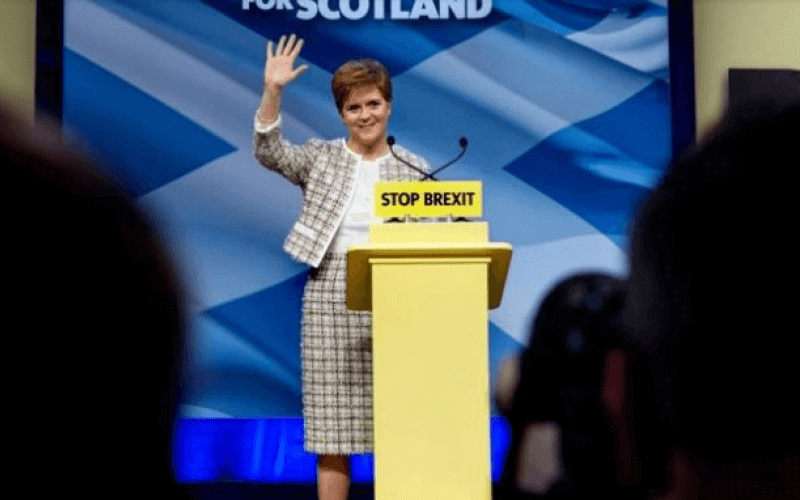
330;145;386;254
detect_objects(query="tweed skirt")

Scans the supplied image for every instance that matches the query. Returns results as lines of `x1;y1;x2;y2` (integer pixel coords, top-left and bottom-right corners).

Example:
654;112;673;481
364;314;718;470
301;253;373;455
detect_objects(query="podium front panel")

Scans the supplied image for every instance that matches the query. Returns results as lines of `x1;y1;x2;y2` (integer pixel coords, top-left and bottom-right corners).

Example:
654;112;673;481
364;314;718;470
370;256;491;500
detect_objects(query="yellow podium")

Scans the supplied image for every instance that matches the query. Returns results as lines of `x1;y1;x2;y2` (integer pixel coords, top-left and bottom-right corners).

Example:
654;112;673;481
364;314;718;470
347;220;512;500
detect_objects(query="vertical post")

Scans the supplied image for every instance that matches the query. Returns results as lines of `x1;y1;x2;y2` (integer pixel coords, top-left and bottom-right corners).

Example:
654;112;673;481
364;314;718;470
371;256;492;500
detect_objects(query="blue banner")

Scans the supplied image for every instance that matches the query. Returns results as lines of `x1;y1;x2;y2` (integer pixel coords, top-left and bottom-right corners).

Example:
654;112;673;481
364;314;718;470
64;0;669;425
174;416;511;482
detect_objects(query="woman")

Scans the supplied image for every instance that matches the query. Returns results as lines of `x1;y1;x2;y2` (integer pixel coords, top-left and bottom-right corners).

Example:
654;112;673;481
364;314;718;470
253;34;429;500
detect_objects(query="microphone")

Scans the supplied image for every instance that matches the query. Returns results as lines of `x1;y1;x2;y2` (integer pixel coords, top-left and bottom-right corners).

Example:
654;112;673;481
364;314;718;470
386;136;469;181
386;136;430;180
422;137;468;181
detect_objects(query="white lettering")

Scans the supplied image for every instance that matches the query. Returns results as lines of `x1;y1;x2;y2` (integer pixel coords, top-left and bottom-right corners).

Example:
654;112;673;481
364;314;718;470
374;0;385;19
467;0;491;18
390;0;409;19
296;0;317;18
410;0;438;19
439;0;464;19
319;0;341;19
245;0;492;20
340;0;370;19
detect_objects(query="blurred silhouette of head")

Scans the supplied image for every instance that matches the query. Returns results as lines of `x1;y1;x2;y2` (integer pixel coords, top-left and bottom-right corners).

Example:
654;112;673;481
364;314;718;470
4;103;185;496
527;272;625;359
625;102;800;496
499;272;645;498
512;273;627;416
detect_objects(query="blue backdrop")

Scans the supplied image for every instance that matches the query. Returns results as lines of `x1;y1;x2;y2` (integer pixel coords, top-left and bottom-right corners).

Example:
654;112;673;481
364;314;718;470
63;0;671;481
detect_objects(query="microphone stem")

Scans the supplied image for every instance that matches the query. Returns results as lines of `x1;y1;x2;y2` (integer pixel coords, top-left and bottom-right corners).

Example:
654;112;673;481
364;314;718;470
423;147;467;180
388;143;433;180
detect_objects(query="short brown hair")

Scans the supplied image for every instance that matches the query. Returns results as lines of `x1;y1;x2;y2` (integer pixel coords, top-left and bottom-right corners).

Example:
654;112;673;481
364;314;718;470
331;59;392;114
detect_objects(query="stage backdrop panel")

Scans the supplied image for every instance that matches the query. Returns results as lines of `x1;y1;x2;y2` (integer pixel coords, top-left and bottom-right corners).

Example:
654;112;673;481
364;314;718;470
63;0;670;452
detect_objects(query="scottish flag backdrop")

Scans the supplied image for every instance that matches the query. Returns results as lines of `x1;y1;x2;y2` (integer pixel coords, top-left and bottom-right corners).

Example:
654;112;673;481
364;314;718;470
63;0;670;482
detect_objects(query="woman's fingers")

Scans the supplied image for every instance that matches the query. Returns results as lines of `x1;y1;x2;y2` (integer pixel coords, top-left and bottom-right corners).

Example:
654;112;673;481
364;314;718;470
265;34;305;84
276;34;286;55
293;64;309;79
269;34;303;58
286;33;297;55
290;37;304;59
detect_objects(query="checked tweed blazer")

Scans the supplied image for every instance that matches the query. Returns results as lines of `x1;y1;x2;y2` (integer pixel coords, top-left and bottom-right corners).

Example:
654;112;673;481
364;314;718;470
253;120;430;267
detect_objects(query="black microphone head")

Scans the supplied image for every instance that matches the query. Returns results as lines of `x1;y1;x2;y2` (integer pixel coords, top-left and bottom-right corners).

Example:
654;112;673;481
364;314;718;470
387;136;396;146
459;137;468;148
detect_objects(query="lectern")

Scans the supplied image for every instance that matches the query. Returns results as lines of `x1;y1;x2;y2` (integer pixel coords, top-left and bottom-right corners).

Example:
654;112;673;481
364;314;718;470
347;181;512;500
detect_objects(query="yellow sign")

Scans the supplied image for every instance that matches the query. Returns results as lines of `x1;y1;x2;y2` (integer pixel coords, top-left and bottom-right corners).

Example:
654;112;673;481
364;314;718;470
374;181;483;218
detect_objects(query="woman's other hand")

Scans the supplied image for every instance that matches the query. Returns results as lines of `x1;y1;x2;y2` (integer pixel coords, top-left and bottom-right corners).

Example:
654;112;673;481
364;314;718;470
258;34;308;127
265;34;308;89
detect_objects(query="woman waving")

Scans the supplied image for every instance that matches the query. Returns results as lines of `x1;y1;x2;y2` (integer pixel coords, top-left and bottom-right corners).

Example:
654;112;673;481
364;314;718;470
253;34;429;500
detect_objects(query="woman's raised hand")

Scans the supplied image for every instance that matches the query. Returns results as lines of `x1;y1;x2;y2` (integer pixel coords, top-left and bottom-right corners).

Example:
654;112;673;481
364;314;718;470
265;34;308;89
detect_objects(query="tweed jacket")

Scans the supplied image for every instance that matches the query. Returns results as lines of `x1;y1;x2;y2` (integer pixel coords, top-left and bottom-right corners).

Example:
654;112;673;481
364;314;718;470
254;119;430;268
